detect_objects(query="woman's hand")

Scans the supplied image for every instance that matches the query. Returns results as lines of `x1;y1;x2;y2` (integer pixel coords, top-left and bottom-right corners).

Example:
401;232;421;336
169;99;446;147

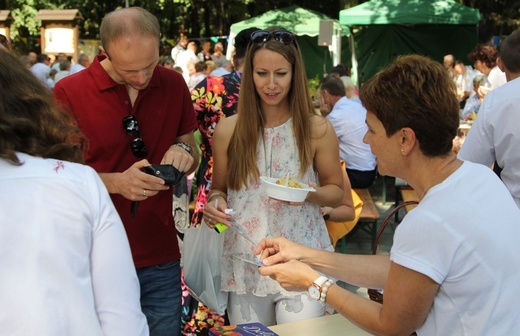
258;259;320;292
203;197;231;230
254;237;306;265
321;206;332;219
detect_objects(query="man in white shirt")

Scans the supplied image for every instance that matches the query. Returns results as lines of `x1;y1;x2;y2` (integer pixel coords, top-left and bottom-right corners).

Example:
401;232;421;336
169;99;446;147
453;60;475;105
51;53;68;72
30;53;51;86
176;41;199;82
319;75;377;188
210;59;233;77
459;29;520;209
69;54;90;74
171;34;188;64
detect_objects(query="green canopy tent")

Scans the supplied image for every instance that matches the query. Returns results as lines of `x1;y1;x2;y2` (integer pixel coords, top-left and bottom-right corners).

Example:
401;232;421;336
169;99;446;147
227;5;351;79
339;0;481;84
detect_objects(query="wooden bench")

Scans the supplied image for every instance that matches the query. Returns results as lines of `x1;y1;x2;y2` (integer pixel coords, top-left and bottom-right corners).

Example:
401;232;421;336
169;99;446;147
400;187;419;212
338;188;380;253
354;188;380;245
395;186;419;222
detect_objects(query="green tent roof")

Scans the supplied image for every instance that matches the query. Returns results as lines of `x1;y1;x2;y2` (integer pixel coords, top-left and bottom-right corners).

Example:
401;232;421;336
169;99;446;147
231;5;349;36
340;0;480;25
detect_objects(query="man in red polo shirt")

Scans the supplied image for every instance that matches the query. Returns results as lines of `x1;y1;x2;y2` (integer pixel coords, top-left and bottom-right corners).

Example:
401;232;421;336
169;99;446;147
54;7;199;336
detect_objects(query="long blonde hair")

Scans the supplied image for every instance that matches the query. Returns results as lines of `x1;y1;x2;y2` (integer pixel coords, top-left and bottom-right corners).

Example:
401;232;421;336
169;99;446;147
227;29;316;190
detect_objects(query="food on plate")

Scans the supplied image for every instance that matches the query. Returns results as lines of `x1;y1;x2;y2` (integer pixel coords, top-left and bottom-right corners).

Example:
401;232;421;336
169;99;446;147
275;177;303;189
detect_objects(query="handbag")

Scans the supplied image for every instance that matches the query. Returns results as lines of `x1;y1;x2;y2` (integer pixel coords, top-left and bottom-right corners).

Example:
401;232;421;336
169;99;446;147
131;164;185;217
183;222;228;315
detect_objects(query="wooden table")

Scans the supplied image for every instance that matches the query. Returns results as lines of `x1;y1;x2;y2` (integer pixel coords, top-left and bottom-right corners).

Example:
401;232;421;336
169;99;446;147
269;313;371;335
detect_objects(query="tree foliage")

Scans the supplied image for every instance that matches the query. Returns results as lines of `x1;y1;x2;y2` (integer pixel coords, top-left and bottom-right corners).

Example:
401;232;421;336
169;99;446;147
1;0;518;53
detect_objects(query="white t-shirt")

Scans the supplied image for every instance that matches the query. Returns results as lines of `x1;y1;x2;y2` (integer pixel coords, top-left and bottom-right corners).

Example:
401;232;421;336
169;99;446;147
0;153;148;335
69;63;85;74
391;161;520;335
176;50;199;82
486;65;506;89
326;96;376;171
458;76;520;209
30;62;50;84
455;67;475;97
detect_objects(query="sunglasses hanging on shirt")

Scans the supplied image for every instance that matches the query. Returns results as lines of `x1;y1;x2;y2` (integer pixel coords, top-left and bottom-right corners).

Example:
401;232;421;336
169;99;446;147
123;115;148;158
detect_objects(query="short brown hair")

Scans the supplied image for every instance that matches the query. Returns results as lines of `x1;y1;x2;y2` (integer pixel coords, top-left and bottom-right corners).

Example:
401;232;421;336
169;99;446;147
499;29;520;73
320;75;346;97
100;7;160;52
468;44;499;69
360;55;459;157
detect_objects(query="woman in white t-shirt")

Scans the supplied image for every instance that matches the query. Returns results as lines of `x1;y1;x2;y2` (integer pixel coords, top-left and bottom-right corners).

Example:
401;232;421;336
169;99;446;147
469;43;507;91
256;55;520;336
0;48;148;336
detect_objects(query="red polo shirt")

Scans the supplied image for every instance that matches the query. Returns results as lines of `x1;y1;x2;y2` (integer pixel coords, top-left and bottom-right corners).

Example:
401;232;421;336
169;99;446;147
54;55;197;268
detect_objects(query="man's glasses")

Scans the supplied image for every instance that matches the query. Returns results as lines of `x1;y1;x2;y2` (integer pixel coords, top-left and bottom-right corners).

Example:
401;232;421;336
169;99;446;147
250;30;296;45
123;115;148;158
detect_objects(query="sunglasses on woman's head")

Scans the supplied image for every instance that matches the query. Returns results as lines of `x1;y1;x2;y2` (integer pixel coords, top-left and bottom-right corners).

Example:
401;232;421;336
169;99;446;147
122;115;148;158
250;30;296;45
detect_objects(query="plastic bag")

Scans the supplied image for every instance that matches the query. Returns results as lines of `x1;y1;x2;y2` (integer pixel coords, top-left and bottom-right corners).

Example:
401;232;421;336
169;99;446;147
183;222;228;315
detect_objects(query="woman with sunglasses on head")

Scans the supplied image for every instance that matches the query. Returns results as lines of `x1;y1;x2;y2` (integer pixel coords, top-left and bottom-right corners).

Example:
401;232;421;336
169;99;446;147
0;47;148;335
203;28;344;326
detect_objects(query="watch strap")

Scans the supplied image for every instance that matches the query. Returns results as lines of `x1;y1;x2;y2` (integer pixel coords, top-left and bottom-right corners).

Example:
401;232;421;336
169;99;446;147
173;142;192;154
313;276;329;288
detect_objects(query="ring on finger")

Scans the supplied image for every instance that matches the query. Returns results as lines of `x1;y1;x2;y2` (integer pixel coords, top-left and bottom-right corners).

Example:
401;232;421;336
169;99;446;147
143;189;147;197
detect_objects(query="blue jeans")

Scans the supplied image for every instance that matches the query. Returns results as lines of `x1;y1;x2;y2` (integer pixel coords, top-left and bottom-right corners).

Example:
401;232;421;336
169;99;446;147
136;260;182;336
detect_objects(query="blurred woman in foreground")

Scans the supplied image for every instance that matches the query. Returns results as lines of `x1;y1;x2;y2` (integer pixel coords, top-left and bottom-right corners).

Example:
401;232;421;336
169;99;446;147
0;48;148;335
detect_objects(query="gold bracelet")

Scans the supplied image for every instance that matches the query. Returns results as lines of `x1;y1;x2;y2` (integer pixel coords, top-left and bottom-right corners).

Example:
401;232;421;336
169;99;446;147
207;191;226;203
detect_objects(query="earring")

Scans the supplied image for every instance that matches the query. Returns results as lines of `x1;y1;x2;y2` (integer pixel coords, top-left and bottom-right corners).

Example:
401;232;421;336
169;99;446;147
401;149;404;153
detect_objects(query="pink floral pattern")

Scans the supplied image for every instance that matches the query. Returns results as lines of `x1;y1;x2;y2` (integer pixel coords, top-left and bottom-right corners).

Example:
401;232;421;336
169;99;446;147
53;161;65;173
182;72;241;335
190;73;241;228
221;119;333;296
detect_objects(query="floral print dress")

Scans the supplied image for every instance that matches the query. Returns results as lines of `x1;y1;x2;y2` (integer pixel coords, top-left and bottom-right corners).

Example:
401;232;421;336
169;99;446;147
191;72;241;227
181;72;241;335
222;118;334;296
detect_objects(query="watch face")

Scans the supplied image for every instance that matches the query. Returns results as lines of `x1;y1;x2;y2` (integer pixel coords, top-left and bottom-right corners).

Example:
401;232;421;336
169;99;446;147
308;285;321;300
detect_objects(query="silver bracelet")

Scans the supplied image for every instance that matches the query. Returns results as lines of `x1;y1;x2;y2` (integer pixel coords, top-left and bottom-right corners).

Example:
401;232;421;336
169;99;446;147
207;191;226;203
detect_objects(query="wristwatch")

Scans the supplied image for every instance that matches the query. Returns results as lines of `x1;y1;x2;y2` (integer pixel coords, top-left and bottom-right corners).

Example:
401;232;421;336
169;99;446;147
308;276;329;301
173;142;192;154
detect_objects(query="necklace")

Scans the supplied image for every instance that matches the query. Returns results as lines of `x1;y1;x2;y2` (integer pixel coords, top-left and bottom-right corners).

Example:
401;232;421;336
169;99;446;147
421;156;460;199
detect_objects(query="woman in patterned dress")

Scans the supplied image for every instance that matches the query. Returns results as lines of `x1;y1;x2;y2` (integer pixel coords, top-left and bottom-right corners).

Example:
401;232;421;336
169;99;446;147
182;27;259;335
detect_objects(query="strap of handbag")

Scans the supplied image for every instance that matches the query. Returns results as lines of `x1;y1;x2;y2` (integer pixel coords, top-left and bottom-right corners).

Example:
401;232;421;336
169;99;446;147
371;201;419;255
